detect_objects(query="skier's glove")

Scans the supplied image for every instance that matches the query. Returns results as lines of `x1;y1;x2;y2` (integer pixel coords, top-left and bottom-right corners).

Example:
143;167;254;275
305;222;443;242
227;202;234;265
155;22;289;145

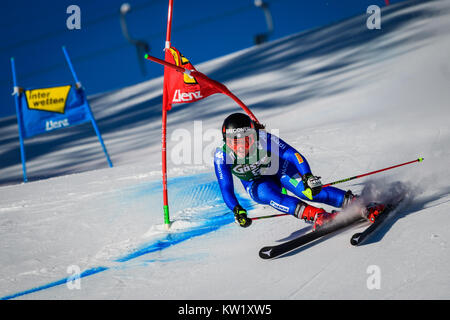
233;205;252;228
302;173;323;200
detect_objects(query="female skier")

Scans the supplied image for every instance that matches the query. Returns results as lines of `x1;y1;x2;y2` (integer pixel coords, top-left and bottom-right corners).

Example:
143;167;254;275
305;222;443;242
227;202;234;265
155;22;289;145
214;113;383;229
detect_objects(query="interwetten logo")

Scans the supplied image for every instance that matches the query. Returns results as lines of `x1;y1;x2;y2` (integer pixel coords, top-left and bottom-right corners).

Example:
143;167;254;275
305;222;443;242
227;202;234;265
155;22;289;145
25;85;71;114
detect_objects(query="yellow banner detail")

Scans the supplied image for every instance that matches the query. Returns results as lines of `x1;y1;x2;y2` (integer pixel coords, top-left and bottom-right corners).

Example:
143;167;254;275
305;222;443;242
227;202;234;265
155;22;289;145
168;48;197;85
25;85;71;114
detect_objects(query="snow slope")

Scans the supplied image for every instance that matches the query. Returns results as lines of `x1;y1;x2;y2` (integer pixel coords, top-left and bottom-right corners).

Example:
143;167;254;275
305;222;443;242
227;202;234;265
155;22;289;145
1;0;450;300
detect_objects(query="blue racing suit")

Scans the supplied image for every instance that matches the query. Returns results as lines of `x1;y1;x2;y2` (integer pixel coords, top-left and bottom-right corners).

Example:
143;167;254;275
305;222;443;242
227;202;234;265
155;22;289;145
214;130;347;215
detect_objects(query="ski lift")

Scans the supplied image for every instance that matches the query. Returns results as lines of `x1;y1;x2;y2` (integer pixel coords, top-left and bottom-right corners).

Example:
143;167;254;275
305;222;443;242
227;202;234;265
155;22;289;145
254;0;274;45
120;3;150;76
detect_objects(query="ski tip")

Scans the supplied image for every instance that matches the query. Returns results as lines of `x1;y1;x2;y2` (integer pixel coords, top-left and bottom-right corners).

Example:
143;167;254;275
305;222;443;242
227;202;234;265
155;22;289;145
259;247;275;259
418;157;424;162
350;233;362;246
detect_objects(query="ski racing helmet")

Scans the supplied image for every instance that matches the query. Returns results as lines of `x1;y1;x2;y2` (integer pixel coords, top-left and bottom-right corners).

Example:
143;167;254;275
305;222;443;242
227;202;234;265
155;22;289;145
222;113;258;158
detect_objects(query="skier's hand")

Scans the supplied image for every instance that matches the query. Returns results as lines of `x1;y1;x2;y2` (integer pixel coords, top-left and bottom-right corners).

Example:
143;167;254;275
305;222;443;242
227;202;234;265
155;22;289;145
302;173;323;200
233;205;252;228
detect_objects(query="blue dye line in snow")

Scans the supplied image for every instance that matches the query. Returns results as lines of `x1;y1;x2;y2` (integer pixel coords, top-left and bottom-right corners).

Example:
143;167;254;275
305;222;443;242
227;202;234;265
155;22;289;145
0;208;243;300
1;172;258;300
116;215;235;263
0;266;108;300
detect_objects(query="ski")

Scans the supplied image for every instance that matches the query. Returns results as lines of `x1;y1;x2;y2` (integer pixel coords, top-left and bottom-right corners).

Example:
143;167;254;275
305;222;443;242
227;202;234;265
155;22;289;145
259;215;362;259
350;198;404;246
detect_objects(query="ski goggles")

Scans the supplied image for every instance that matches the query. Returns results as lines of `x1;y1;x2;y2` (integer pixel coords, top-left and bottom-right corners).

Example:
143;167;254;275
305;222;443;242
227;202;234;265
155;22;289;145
225;132;256;155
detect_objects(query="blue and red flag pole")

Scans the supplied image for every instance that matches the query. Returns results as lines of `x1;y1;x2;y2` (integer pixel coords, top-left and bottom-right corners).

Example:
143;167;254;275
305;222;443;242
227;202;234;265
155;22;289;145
10;57;28;182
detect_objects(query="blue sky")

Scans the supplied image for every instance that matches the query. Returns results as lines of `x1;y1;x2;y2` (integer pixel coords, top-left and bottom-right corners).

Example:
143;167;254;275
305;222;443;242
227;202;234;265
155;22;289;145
0;0;399;118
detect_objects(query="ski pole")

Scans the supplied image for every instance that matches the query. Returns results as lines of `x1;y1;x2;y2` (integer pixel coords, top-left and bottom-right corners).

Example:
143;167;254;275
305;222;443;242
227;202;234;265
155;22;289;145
322;157;424;188
254;158;424;220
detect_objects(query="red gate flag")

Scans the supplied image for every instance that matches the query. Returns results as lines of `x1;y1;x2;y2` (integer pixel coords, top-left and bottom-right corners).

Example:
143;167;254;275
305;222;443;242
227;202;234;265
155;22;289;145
145;50;261;126
163;47;221;110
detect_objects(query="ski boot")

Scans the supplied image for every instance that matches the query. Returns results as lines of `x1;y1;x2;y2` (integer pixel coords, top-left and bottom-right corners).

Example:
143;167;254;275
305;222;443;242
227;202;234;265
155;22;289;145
364;202;386;223
342;191;385;222
313;210;340;231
